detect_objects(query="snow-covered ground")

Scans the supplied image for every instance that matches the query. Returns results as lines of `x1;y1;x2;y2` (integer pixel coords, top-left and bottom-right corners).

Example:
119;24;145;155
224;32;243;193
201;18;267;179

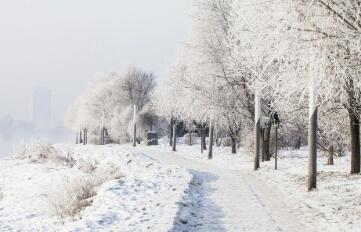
0;139;360;232
0;142;191;231
252;148;361;232
147;142;361;232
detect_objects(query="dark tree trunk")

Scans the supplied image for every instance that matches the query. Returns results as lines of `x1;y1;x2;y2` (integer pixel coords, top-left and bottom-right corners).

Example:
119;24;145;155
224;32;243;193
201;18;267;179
189;131;192;146
295;138;301;150
208;125;214;159
261;128;265;162
76;133;78;144
170;119;174;147
275;125;278;170
201;127;207;151
308;108;318;191
200;127;204;154
327;145;334;165
350;113;360;174
172;123;177;152
231;136;237;154
83;129;86;145
264;124;271;161
80;130;83;144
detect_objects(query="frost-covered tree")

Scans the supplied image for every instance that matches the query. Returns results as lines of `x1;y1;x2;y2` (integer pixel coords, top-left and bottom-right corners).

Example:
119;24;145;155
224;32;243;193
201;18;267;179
65;67;156;144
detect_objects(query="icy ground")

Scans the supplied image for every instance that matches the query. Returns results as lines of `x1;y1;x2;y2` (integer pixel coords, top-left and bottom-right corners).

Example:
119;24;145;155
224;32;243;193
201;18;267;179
0;141;360;232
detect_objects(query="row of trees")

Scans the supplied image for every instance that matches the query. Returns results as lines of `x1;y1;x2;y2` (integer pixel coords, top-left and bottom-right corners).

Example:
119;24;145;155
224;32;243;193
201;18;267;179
154;0;361;187
66;67;156;144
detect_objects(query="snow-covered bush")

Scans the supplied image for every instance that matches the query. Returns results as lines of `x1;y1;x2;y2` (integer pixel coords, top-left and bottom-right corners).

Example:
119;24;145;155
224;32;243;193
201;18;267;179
14;140;71;165
49;176;97;221
49;158;125;221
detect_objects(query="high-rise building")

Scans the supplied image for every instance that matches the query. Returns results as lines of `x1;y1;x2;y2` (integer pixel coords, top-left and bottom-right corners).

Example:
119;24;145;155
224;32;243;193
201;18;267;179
32;87;52;129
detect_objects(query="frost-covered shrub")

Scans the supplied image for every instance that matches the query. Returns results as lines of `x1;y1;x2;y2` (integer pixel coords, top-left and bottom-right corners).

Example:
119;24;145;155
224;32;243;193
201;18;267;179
14;140;72;165
49;177;97;221
49;159;125;221
76;159;98;174
14;140;55;161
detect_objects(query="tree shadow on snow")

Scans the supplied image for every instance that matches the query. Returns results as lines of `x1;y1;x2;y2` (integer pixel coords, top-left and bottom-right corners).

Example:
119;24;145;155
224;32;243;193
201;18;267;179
170;170;226;232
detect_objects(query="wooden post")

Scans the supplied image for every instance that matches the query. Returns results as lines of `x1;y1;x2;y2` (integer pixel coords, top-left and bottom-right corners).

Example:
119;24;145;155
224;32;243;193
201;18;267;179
172;123;177;151
133;105;137;147
254;92;261;170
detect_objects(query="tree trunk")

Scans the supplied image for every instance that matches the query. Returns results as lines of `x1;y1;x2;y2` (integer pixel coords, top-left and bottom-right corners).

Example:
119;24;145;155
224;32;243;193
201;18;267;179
170;119;174;147
275;125;278;170
133;123;137;147
201;127;207;151
231;136;237;154
327;145;334;165
133;105;137;147
350;113;360;174
172;123;177;152
200;127;204;154
264;125;271;161
76;133;78;144
80;130;83;144
208;124;214;159
189;131;192;146
261;128;265;162
308;108;318;191
254;93;261;170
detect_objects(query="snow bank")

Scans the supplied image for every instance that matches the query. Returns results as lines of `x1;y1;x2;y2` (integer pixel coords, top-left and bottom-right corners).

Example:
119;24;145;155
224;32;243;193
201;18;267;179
0;143;191;231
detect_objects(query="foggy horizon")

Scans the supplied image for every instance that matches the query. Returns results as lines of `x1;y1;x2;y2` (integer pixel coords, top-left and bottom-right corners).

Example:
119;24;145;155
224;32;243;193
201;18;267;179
0;0;189;124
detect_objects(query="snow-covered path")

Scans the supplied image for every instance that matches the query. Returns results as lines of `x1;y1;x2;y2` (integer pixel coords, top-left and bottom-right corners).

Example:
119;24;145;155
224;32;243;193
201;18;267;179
133;147;307;232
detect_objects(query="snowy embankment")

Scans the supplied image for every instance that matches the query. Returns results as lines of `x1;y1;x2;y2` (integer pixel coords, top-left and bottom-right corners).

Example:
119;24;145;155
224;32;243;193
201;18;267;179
151;142;361;232
0;142;191;231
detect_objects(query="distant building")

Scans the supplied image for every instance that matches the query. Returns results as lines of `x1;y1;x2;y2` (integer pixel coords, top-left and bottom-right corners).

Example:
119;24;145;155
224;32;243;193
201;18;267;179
32;87;52;129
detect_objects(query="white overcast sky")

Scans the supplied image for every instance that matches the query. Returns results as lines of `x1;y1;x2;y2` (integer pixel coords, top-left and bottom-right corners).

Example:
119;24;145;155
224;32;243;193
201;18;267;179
0;0;189;124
